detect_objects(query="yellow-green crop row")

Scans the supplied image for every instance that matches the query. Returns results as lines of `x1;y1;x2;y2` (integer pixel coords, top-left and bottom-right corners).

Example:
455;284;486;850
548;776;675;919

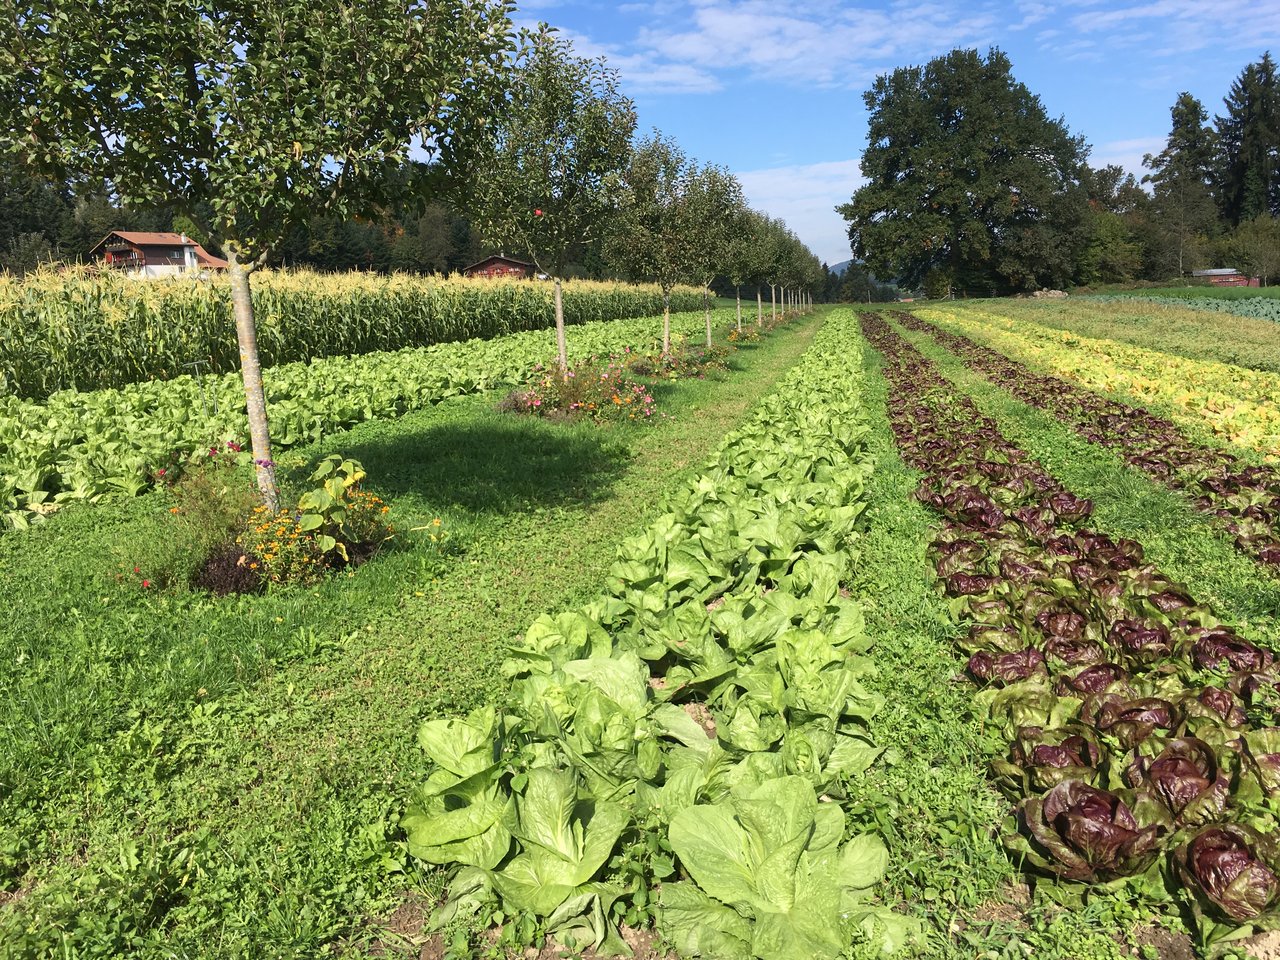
0;266;707;399
0;308;724;531
917;307;1280;462
962;298;1280;375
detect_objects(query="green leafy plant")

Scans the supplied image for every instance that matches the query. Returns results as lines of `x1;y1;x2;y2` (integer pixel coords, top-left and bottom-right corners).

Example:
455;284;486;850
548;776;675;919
663;775;901;960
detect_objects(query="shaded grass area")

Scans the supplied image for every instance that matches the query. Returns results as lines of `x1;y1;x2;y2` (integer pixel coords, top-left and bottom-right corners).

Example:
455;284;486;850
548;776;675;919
0;311;825;959
951;298;1280;375
846;332;1133;960
893;318;1280;651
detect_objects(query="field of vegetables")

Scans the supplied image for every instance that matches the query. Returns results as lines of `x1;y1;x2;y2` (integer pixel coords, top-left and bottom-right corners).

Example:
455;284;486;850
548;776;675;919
3;294;1280;959
0;308;718;530
1090;289;1280;324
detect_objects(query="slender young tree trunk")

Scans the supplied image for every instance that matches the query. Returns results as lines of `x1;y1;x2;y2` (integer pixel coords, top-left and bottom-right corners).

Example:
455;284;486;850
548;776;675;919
735;284;742;332
226;246;279;512
703;285;712;348
554;275;568;378
770;284;776;323
662;289;671;354
756;286;763;328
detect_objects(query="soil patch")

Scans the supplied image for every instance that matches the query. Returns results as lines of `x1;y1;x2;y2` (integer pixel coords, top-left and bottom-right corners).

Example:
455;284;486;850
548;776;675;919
1129;923;1195;960
1237;930;1280;960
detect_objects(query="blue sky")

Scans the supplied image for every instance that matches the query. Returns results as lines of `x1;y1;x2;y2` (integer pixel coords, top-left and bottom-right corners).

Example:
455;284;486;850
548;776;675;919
515;0;1280;265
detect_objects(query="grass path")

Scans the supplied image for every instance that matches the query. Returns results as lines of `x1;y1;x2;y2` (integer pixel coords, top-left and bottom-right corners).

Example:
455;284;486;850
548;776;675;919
0;312;823;959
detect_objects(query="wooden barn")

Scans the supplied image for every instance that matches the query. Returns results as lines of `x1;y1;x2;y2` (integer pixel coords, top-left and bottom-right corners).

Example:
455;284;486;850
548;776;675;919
460;255;533;280
1191;268;1260;287
90;231;229;278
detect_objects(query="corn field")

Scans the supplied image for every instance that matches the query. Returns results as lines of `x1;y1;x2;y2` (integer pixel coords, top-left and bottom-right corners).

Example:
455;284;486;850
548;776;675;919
0;267;706;399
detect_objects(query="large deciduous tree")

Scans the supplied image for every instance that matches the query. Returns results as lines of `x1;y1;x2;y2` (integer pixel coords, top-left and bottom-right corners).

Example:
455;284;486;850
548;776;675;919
0;0;514;508
837;47;1089;294
452;26;636;376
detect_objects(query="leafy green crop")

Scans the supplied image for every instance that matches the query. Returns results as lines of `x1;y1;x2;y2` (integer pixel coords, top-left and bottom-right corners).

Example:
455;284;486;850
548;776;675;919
403;312;916;956
664;776;892;960
0;308;719;530
1089;292;1280;323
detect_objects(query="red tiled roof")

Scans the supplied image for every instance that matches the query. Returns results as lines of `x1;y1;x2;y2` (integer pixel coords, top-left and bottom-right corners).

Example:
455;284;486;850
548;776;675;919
461;254;533;272
192;243;228;269
110;231;196;246
90;230;229;269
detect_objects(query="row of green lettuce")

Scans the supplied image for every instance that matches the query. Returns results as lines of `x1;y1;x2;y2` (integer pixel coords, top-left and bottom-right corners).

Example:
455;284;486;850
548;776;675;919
401;309;918;959
1087;293;1280;323
0;309;719;531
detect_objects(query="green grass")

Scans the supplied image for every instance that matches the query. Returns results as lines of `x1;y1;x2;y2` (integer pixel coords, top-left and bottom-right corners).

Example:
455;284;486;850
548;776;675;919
843;328;1135;960
0;310;826;958
891;316;1280;650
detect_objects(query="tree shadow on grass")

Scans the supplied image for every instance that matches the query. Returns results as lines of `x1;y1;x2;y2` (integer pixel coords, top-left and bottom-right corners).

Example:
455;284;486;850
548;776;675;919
335;410;630;516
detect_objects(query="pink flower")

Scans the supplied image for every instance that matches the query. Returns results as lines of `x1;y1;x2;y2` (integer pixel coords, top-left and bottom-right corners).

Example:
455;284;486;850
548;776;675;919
141;579;151;588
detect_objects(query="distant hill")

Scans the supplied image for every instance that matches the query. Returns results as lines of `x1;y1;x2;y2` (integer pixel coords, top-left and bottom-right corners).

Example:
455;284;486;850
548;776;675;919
828;259;854;275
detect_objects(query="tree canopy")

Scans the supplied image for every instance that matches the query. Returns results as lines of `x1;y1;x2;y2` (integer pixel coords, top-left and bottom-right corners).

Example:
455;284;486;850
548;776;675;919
0;0;516;506
1216;51;1279;225
450;25;636;372
837;47;1089;294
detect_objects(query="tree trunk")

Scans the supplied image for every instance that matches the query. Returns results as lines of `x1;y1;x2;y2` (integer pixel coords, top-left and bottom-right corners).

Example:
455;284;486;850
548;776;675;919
662;289;671;354
770;285;776;323
703;286;712;348
554;275;568;378
756;287;763;328
735;285;742;332
226;246;279;512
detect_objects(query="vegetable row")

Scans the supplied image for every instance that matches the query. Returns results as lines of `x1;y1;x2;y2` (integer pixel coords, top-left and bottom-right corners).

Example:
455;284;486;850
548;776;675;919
0;309;719;531
1089;293;1280;324
861;311;1280;944
900;311;1280;573
0;267;707;399
403;310;915;959
917;306;1280;461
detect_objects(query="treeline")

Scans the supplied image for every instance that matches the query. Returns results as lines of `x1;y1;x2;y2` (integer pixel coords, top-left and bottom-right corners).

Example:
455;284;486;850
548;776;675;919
840;49;1280;296
0;158;489;278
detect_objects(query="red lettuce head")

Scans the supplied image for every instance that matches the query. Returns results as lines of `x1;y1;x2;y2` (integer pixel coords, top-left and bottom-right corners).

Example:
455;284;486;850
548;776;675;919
993;725;1106;795
1177;825;1280;922
1043;636;1108;668
1127;737;1229;827
1054;663;1130;699
1082;694;1175;748
1191;633;1273;673
1015;779;1163;881
1109;619;1173;665
968;648;1047;686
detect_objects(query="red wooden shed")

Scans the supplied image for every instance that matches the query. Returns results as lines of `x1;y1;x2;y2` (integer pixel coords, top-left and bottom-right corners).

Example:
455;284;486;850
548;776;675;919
460;255;533;280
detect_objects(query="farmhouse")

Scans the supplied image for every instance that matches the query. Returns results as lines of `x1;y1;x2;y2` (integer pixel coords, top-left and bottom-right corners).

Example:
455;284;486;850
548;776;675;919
460;254;533;279
1190;267;1260;287
89;231;229;278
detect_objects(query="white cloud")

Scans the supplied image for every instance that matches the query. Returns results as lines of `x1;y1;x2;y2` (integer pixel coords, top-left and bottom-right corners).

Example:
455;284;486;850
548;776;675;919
735;158;866;264
1090;136;1166;178
633;2;1001;90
